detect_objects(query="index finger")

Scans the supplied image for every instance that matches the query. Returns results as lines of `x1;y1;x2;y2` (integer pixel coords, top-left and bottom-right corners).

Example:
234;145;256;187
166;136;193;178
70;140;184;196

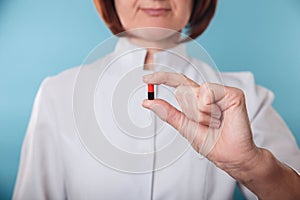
142;71;199;88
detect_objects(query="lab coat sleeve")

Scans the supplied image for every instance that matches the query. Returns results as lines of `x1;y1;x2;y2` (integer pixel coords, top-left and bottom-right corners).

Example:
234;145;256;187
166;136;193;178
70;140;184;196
239;84;300;199
13;77;66;200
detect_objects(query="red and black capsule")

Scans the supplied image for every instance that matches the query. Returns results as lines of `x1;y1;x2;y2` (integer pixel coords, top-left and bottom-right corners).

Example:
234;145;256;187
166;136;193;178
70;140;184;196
148;84;154;100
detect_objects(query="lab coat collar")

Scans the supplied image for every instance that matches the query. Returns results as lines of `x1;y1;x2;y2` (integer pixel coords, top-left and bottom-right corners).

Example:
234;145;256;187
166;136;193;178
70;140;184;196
114;37;189;71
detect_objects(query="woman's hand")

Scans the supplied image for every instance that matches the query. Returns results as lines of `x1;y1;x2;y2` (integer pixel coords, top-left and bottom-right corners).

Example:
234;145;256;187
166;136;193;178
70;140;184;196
142;71;300;200
142;71;259;170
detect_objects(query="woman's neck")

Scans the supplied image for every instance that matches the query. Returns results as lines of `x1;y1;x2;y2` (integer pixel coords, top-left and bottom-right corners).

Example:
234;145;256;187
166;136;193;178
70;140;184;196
144;50;156;70
123;29;182;70
128;31;180;49
127;31;181;70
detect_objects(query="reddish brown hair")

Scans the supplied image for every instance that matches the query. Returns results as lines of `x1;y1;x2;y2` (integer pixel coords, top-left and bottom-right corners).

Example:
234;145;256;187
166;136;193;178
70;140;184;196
94;0;218;40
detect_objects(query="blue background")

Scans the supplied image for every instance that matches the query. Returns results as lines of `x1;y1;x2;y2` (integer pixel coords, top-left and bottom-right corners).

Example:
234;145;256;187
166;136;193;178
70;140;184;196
1;0;299;199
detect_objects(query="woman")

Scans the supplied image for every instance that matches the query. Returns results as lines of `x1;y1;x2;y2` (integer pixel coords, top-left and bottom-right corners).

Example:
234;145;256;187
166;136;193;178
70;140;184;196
13;0;300;199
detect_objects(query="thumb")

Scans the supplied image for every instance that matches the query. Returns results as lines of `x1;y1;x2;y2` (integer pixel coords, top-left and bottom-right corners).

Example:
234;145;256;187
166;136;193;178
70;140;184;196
142;99;182;130
142;99;214;156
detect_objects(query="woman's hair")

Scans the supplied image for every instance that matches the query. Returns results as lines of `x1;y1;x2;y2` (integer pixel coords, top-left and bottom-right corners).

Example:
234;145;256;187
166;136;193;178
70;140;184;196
94;0;217;40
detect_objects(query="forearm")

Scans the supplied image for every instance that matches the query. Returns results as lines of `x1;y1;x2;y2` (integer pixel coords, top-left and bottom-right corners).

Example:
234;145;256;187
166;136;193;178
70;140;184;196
224;148;300;200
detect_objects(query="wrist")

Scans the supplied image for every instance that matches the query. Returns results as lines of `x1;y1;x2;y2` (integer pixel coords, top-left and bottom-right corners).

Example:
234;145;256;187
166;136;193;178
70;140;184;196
234;148;278;185
215;147;279;188
227;148;292;199
213;145;263;181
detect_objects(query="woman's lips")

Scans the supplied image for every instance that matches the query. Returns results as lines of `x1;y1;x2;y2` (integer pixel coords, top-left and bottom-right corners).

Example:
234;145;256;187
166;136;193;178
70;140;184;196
141;8;171;16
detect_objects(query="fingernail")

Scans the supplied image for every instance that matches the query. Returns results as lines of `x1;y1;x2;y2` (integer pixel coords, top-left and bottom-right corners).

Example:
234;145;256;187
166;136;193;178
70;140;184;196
211;109;221;119
142;99;151;108
143;74;152;83
210;118;221;128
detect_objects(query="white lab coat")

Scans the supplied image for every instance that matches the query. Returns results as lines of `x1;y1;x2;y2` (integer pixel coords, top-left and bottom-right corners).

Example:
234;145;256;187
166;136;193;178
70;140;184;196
13;38;300;200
